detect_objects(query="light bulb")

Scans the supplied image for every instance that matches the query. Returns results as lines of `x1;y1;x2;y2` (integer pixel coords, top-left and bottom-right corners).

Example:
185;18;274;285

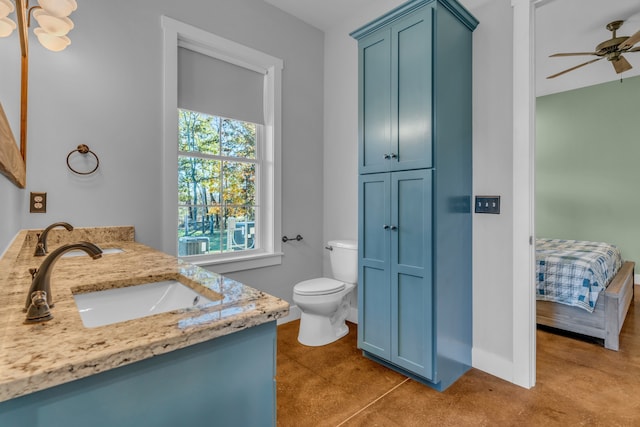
37;0;77;18
33;9;73;36
0;0;15;18
34;27;70;51
0;16;16;37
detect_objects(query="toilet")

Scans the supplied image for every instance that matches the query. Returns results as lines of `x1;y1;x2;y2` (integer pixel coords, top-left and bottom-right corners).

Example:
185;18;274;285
293;239;357;346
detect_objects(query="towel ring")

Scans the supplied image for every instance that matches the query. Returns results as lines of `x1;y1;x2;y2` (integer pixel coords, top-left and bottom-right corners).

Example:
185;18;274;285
66;144;99;175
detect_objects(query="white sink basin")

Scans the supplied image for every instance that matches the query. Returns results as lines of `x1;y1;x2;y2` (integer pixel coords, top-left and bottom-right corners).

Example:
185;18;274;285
74;280;217;328
63;247;124;258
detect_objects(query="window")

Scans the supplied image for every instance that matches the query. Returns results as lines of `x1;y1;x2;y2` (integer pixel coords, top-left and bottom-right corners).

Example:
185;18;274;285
178;111;259;257
162;17;283;272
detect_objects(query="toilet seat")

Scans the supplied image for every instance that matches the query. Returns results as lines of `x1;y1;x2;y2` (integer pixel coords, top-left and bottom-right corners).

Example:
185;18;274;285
294;278;345;296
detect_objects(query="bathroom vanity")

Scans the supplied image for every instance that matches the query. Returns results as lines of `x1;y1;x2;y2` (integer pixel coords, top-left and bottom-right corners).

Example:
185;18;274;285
0;227;289;426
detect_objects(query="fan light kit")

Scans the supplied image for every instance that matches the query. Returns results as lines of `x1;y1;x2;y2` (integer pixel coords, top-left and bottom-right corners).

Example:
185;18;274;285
547;20;640;79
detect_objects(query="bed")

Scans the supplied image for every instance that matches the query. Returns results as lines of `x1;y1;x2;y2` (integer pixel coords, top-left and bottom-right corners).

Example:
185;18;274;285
536;238;635;351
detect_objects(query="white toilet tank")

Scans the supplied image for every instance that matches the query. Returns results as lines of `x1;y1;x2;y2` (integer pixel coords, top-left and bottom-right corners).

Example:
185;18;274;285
328;240;358;284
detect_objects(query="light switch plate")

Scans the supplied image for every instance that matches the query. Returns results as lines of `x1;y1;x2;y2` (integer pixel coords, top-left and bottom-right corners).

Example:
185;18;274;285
30;192;47;213
475;196;500;214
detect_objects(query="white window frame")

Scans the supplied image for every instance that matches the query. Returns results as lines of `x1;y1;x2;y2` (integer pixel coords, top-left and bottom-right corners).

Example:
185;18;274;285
162;16;283;273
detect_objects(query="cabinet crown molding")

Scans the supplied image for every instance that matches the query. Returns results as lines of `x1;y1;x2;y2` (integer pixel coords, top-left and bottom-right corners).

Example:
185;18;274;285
350;0;478;40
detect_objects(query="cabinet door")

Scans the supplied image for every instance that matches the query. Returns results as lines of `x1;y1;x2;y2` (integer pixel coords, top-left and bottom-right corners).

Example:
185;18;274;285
390;169;434;379
358;173;391;359
358;30;391;174
391;8;433;171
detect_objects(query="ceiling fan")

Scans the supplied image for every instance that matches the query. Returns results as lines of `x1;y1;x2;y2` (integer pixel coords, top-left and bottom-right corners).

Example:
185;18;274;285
547;20;640;79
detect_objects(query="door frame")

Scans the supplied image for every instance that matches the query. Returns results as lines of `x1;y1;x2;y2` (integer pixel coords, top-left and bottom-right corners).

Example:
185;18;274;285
511;0;546;389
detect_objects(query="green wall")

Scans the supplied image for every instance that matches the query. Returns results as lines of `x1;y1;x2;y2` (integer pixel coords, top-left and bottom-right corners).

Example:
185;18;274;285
536;74;640;265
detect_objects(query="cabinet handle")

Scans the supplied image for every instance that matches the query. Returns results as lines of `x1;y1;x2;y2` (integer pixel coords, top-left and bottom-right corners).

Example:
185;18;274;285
383;225;390;230
390;225;398;231
383;154;391;160
390;153;398;159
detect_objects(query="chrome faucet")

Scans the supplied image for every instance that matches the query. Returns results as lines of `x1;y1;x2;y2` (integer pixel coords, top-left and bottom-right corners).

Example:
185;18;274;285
24;242;103;323
34;222;74;257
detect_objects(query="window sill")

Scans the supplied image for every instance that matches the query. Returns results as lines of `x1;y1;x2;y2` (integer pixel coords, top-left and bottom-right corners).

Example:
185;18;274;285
182;251;283;274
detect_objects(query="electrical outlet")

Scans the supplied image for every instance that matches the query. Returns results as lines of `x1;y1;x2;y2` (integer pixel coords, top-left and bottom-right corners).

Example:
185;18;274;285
30;192;47;213
475;196;500;214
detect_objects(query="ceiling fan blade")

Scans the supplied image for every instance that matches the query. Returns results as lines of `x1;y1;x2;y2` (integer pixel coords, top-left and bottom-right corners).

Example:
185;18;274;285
612;55;632;74
628;46;640;53
619;30;640;50
546;57;603;79
549;52;598;57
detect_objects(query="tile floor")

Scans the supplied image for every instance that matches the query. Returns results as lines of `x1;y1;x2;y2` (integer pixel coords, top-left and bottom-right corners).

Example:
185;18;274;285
276;286;640;426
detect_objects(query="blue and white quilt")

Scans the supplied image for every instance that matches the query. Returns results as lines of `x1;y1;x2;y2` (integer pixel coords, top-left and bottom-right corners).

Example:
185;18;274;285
536;239;623;313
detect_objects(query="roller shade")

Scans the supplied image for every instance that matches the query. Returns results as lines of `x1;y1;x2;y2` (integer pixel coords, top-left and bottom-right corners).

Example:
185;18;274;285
178;47;264;124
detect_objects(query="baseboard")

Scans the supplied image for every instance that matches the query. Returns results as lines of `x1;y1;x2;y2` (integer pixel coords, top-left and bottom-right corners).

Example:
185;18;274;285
634;274;640;285
276;305;359;325
472;347;515;386
347;306;358;324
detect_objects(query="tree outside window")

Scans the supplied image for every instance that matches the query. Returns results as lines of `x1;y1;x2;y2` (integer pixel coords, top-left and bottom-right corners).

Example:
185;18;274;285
178;109;258;256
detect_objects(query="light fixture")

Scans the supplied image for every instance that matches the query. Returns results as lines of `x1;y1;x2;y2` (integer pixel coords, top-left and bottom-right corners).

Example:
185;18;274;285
0;0;14;16
0;16;17;37
32;8;73;36
0;0;77;163
0;0;76;50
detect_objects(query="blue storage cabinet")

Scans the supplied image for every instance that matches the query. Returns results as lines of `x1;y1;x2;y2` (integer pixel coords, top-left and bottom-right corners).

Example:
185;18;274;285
359;170;434;379
357;7;433;174
352;0;477;391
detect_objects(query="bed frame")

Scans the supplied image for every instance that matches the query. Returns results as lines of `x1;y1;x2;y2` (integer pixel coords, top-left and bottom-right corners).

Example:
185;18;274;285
536;261;635;351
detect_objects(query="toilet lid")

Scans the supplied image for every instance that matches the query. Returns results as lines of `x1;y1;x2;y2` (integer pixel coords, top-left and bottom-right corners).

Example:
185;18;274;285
294;278;345;296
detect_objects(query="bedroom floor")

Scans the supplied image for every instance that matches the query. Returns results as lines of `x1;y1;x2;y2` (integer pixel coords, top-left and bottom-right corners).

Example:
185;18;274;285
276;285;640;426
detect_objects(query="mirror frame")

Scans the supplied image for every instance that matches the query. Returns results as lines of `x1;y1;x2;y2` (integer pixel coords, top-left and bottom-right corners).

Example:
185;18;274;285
0;102;26;188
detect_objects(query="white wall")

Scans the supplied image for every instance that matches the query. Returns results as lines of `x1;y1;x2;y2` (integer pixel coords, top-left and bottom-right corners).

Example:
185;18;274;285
467;0;517;381
322;0;518;383
0;0;325;303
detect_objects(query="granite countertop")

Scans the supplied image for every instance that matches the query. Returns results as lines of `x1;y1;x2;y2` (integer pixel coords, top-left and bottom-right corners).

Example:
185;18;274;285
0;226;289;403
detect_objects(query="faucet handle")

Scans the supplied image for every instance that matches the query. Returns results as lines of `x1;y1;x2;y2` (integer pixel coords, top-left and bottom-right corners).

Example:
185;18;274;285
29;268;39;279
25;290;53;323
34;234;46;256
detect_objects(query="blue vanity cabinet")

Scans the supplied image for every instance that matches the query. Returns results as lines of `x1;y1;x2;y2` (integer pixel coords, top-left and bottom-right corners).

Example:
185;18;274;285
0;322;278;427
352;0;477;392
